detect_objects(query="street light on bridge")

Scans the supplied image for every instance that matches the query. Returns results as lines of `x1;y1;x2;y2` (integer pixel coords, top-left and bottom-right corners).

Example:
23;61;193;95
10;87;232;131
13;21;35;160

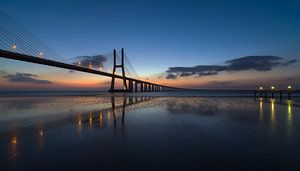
11;44;17;49
38;52;43;58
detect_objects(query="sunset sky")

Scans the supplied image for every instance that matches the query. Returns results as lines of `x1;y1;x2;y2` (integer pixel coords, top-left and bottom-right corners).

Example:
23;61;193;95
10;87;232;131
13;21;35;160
0;0;299;90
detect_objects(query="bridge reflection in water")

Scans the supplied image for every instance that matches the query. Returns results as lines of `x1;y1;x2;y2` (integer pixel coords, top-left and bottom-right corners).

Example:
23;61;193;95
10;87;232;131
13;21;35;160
75;96;155;131
3;96;297;169
5;95;156;161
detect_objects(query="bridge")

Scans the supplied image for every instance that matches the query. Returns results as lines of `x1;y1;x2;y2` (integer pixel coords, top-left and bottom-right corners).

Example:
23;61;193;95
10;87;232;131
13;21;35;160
0;11;182;92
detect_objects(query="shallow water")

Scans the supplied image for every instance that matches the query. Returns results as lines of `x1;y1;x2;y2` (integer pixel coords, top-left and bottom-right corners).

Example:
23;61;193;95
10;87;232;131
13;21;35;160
0;94;299;170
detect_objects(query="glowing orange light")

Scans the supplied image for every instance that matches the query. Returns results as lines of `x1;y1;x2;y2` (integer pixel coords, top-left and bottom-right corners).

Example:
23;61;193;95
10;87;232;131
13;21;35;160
11;136;17;145
89;113;93;125
78;115;82;126
11;44;17;49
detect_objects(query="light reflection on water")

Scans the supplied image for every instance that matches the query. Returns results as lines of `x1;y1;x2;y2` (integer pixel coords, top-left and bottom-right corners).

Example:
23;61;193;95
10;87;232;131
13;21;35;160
0;95;299;170
271;99;276;131
259;98;264;122
99;112;103;128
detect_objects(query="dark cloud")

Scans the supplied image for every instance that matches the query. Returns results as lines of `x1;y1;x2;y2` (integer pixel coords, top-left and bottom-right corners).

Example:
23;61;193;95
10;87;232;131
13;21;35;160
168;65;226;79
166;56;297;79
168;65;227;73
73;55;107;68
198;71;218;77
3;72;52;84
283;59;298;66
166;73;177;79
225;56;284;71
180;72;195;77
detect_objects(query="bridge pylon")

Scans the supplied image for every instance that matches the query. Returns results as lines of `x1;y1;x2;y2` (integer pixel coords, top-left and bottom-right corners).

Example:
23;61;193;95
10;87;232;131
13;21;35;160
109;48;128;92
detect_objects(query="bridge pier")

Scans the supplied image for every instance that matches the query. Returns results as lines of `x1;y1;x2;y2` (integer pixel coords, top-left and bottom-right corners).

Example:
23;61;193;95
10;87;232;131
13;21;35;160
140;82;144;92
129;96;134;105
129;80;133;92
135;81;138;92
144;83;147;92
109;48;128;92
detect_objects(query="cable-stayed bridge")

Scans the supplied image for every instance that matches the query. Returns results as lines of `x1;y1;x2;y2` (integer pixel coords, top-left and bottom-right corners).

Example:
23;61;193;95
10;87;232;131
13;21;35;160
0;11;182;92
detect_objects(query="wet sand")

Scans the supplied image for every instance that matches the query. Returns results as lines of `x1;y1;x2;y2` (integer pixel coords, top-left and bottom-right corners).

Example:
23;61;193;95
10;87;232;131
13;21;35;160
0;94;299;170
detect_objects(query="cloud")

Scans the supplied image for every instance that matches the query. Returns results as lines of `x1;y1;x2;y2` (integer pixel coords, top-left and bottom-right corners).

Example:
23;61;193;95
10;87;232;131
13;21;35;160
180;72;195;77
166;56;297;79
225;56;284;71
72;55;107;68
198;71;218;77
166;73;177;79
283;59;298;66
3;72;52;84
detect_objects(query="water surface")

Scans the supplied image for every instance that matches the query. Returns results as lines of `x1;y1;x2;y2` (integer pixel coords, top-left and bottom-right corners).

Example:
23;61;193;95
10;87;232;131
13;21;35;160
0;93;299;170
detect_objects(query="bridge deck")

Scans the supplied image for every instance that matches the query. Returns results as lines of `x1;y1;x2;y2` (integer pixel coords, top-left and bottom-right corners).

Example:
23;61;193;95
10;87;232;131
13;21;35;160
0;49;181;90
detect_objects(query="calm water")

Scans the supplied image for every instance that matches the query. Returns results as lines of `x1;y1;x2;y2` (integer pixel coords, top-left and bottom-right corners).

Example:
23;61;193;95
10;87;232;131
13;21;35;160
0;92;300;170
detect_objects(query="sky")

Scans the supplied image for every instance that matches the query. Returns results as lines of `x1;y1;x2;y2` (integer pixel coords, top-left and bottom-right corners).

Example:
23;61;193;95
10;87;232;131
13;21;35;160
0;0;299;90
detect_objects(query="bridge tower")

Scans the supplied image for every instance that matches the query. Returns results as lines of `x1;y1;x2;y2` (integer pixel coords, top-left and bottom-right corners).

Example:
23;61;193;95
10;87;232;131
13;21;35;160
109;48;128;92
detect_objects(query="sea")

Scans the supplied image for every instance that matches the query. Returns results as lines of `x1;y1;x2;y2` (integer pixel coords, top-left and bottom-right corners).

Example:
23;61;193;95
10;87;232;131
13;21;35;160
0;90;299;170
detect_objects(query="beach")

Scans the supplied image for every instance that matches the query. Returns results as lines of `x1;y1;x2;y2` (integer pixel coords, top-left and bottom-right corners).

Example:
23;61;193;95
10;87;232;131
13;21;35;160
0;92;299;170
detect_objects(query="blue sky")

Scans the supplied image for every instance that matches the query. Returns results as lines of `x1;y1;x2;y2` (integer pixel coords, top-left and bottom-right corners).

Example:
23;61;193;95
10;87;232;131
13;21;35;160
0;0;299;89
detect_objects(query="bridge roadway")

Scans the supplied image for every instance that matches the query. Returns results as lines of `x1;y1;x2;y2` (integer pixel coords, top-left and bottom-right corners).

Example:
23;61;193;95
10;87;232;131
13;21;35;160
0;49;182;92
